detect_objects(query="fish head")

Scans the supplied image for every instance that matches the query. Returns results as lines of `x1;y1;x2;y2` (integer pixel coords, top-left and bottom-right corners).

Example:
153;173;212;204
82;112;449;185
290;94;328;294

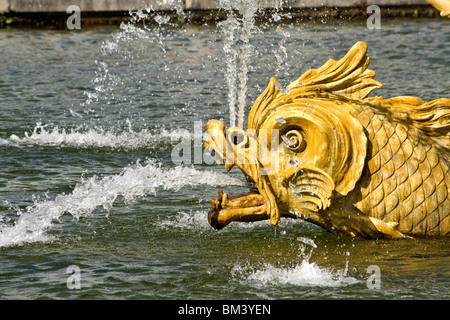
204;96;368;229
204;42;381;230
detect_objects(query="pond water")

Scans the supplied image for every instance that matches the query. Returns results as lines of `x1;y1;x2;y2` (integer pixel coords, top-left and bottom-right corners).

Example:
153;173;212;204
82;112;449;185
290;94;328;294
0;13;449;300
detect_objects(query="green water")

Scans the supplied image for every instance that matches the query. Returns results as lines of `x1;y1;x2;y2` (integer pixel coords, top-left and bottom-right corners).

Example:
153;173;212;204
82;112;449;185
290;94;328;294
0;16;449;299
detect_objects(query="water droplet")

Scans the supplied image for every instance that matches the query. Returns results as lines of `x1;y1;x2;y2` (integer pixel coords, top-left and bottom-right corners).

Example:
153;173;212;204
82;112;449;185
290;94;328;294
297;237;317;248
274;81;290;94
281;135;291;148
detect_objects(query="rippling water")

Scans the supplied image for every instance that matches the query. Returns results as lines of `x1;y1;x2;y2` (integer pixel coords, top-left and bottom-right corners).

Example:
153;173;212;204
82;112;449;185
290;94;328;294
0;15;449;299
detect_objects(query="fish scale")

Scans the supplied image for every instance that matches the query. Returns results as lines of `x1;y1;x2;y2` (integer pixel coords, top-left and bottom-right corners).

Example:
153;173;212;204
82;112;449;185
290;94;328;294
354;108;450;236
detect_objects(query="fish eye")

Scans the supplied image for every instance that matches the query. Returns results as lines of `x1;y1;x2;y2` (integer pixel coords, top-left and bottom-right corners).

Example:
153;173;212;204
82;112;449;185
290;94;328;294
282;129;306;152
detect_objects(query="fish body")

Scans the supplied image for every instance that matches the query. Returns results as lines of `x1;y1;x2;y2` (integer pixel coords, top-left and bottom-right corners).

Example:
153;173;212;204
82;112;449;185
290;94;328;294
349;96;449;236
205;42;450;238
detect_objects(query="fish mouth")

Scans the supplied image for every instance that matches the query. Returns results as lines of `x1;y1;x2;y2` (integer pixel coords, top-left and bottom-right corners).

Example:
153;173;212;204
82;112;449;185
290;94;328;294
208;187;269;230
204;119;274;229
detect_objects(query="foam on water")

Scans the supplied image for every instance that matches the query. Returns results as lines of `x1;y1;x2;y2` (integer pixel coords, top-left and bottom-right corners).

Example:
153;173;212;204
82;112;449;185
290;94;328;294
233;260;359;288
156;210;272;232
0;138;10;146
0;160;245;248
156;210;211;231
232;235;359;289
7;123;191;150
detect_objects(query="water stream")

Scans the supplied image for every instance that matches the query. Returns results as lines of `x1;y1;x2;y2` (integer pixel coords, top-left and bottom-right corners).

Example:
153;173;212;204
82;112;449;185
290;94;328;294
218;0;261;128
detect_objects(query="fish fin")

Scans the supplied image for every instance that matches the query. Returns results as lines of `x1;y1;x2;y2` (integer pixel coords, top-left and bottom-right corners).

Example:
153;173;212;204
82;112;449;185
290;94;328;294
369;96;450;153
317;199;384;239
369;217;412;239
318;198;412;239
248;42;381;129
289;41;382;99
248;77;283;130
426;0;450;17
288;166;335;213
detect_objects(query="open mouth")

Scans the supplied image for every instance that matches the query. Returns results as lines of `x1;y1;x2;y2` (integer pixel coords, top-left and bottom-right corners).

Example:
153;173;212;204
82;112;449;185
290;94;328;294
208;184;268;230
204;119;273;229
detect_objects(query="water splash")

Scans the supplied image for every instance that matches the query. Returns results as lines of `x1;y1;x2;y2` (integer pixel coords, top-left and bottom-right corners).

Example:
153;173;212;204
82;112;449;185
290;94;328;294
297;236;317;249
157;209;276;232
156;210;211;231
274;26;290;72
232;237;358;289
7;122;191;151
271;13;294;95
0;160;245;248
233;260;358;288
84;3;182;106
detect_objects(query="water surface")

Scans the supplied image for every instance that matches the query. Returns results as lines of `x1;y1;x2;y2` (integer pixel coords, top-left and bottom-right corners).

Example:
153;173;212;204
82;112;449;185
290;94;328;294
0;16;449;299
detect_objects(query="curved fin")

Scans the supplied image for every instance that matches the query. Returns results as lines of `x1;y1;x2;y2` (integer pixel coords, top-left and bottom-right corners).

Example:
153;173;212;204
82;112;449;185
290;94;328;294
369;217;411;239
369;96;450;153
248;42;382;130
248;77;283;130
289;41;382;99
289;166;335;212
408;99;450;152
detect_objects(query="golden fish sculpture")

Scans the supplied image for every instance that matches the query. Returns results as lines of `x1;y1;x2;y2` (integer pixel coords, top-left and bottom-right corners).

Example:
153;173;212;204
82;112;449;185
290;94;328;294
204;42;450;238
426;0;450;17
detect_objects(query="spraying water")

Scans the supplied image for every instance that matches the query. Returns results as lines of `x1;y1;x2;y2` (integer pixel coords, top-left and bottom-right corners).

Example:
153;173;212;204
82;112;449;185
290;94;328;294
218;16;239;128
8;122;191;151
218;0;291;128
232;236;359;290
218;0;259;128
0;0;294;250
0;160;245;248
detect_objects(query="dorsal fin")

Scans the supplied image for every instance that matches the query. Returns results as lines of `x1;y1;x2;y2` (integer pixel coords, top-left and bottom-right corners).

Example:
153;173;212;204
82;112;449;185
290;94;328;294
288;41;382;99
248;42;382;130
368;96;450;153
248;77;283;130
